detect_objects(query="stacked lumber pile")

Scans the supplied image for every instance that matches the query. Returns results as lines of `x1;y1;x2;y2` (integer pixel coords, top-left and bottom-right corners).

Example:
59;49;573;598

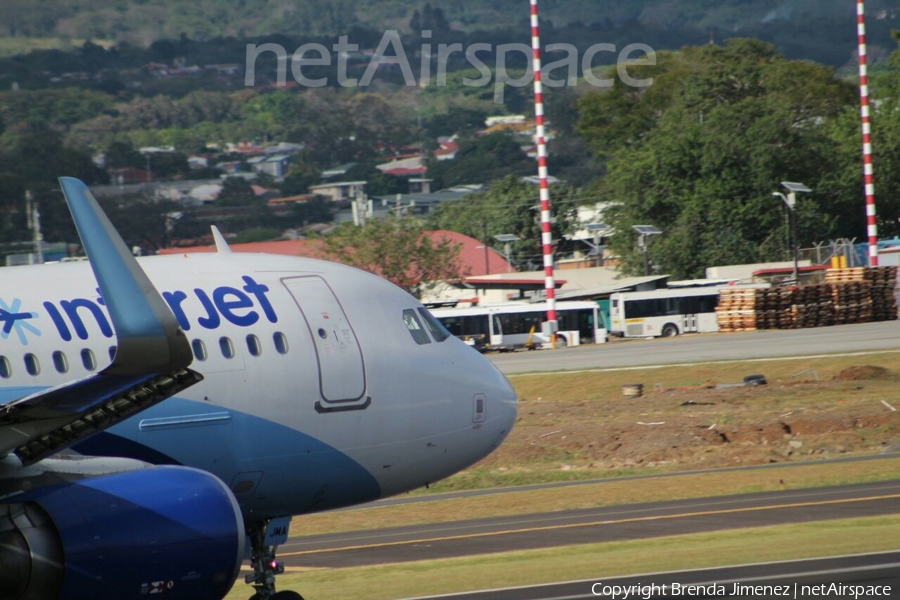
771;287;797;329
717;266;898;333
823;267;866;284
826;266;899;324
791;284;834;329
865;266;899;322
830;281;873;325
716;288;762;332
753;288;783;330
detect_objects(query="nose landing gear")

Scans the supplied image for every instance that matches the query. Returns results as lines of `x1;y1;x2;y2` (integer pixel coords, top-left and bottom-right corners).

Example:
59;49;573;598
245;519;304;600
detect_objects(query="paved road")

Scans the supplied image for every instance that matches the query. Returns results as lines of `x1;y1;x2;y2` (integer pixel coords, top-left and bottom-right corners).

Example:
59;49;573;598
278;481;900;569
487;320;900;374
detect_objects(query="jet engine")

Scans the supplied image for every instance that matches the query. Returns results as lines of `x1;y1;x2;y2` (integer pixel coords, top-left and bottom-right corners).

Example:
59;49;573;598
0;465;244;600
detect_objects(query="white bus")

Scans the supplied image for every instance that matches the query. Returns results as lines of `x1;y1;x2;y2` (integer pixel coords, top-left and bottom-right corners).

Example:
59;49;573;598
432;301;607;350
609;287;722;338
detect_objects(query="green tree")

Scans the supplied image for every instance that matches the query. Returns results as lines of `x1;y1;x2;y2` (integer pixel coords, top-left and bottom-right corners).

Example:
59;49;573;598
99;193;183;253
322;215;465;298
280;160;322;197
819;31;900;240
216;177;257;206
104;140;144;170
427;132;533;189
578;40;859;278
427;175;578;270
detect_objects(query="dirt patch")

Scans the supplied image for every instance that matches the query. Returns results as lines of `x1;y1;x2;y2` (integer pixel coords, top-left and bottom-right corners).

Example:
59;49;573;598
835;365;896;381
477;376;900;476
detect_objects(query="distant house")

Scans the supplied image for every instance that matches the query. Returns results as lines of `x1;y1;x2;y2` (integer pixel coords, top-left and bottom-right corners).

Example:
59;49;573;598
264;142;305;155
308;181;367;202
408;179;433;194
266;193;321;216
375;155;427;177
321;163;356;180
433;138;458;161
187;156;209;169
205;64;241;76
109;167;151;185
479;115;552;145
214;161;242;175
484;115;527;127
251;185;278;202
248;154;291;178
227;141;265;156
370;185;476;216
188;183;222;204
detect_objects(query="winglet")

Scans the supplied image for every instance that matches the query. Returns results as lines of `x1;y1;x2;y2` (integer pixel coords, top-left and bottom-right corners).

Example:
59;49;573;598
58;177;192;375
211;225;232;254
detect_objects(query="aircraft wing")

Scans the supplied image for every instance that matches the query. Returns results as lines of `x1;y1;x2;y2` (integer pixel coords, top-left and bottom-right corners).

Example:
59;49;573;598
0;177;201;467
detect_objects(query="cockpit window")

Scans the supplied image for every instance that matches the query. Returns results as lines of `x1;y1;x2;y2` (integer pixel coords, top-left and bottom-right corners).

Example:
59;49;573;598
418;308;451;342
403;309;431;345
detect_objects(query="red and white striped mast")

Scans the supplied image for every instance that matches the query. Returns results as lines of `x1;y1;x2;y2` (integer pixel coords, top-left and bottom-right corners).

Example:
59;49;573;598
857;0;878;266
530;0;558;346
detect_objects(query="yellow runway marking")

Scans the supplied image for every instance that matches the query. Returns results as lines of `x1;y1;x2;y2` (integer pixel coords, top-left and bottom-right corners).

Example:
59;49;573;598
280;493;900;558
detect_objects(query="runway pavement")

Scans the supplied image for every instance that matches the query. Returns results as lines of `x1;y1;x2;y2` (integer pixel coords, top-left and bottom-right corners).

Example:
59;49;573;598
277;480;900;569
487;320;900;374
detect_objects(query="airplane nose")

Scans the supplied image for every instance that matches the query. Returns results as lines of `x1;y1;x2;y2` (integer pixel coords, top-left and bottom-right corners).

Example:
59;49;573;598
476;355;518;446
493;367;517;432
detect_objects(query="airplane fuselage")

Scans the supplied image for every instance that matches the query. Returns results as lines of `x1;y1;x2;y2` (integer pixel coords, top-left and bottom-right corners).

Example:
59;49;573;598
0;252;517;518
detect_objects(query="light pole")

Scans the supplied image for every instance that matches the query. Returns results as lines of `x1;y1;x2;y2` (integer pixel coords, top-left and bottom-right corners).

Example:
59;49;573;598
772;181;811;285
632;225;661;276
494;234;520;273
586;223;610;266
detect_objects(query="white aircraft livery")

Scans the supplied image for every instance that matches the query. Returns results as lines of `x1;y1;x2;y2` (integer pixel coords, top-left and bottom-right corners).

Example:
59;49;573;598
0;178;517;600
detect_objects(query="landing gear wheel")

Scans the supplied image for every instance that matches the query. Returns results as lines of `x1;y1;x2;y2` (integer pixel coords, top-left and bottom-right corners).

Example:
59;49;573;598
245;519;298;600
555;334;567;347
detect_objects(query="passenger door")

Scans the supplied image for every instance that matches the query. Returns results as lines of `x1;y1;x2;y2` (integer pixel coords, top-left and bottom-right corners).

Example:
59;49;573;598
281;276;369;411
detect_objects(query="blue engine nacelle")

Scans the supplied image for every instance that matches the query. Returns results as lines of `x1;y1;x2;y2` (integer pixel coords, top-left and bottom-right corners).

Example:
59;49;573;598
0;465;244;600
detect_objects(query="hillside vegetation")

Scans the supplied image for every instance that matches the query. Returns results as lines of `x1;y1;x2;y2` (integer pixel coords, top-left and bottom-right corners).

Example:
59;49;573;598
0;0;898;66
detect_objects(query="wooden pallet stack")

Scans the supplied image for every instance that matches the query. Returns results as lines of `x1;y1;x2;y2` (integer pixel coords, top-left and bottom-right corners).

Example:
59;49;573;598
716;288;762;331
717;267;897;333
754;288;783;330
773;287;798;329
825;268;873;325
791;284;834;329
864;266;899;321
831;283;873;325
825;266;900;324
824;267;866;284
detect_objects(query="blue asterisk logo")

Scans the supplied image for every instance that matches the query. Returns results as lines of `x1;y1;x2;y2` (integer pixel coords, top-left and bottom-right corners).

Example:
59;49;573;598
0;298;41;345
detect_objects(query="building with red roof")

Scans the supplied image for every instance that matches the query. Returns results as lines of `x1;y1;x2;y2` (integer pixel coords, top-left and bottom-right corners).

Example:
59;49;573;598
158;230;510;292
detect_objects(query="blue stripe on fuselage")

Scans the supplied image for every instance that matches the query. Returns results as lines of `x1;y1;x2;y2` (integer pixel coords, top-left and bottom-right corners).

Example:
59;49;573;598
71;396;382;516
